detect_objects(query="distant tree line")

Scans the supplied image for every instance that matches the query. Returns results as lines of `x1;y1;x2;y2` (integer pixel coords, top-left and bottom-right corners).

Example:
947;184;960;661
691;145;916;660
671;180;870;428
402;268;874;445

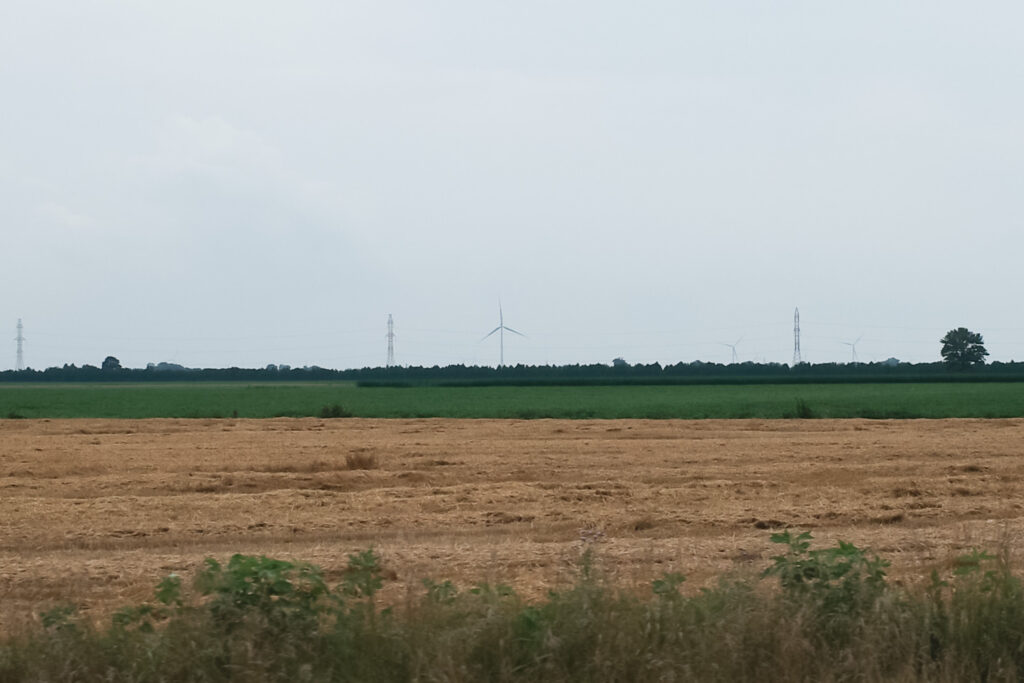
3;358;1024;385
0;328;1005;385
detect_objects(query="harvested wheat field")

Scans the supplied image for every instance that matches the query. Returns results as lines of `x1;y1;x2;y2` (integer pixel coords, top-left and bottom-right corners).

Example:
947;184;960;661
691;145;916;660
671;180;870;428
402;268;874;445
2;417;1023;632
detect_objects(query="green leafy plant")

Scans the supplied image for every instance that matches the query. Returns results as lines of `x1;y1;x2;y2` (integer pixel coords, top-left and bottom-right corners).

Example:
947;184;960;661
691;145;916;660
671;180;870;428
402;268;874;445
422;578;459;605
652;572;686;598
319;403;353;418
154;572;184;607
195;554;330;634
341;548;385;600
765;532;887;587
763;531;889;616
39;604;78;632
953;549;997;581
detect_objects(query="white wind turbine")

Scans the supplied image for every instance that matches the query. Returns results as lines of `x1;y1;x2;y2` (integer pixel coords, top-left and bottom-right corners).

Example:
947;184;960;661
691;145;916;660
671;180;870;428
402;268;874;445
842;336;862;363
719;336;744;364
482;303;525;367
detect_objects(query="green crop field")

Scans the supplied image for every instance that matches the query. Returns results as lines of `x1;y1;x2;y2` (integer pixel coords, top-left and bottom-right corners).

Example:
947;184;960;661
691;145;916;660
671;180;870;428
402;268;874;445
1;381;1023;419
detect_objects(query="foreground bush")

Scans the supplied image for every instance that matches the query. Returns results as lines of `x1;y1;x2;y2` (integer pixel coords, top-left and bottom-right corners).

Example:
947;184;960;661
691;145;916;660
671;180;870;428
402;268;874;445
3;536;1024;682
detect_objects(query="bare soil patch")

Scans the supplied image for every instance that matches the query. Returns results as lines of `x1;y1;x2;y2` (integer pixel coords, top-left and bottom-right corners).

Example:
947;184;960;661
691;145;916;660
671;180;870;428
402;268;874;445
2;417;1023;631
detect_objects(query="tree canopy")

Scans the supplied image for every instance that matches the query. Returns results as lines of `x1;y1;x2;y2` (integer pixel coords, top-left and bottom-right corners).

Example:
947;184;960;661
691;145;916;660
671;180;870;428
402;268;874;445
940;328;988;369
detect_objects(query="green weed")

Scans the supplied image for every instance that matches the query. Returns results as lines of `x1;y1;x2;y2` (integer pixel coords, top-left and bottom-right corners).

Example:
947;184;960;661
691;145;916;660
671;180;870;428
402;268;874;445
319;403;353;418
782;397;815;418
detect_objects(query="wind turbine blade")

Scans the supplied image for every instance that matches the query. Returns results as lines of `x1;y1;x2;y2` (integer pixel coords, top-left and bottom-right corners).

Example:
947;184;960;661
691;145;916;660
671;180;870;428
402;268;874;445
503;326;526;337
481;327;501;341
735;336;744;346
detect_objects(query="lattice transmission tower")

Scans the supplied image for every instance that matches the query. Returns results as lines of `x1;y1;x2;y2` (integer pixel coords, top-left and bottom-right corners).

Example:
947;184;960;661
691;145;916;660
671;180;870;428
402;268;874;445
15;319;25;371
386;314;395;367
792;308;802;365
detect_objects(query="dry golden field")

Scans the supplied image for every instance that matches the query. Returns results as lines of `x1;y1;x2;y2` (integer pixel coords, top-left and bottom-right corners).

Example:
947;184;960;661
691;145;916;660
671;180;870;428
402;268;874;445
2;417;1023;633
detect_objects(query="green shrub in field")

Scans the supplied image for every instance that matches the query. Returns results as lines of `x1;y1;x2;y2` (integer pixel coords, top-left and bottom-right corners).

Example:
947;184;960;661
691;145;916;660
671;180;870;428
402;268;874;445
195;554;330;636
763;530;889;602
782;397;815;418
319;403;353;418
651;571;686;598
340;548;385;600
38;604;79;632
762;530;890;646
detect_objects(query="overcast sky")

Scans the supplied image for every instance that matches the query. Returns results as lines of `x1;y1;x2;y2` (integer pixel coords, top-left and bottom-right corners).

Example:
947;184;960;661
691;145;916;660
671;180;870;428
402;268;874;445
3;2;1023;370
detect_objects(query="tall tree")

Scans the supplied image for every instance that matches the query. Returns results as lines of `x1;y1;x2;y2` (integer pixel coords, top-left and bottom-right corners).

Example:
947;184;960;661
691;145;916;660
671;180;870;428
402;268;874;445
101;356;122;371
940;328;988;369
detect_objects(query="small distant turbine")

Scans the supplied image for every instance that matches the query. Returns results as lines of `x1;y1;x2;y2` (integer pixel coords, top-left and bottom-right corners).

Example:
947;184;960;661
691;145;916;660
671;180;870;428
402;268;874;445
842;336;862;363
719;336;744;364
481;302;525;367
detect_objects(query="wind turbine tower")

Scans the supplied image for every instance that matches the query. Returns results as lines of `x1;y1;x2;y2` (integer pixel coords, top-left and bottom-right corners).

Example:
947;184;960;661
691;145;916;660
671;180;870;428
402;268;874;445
386;314;395;367
482;303;524;367
843;337;862;363
720;336;743;364
15;319;24;371
793;308;802;365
